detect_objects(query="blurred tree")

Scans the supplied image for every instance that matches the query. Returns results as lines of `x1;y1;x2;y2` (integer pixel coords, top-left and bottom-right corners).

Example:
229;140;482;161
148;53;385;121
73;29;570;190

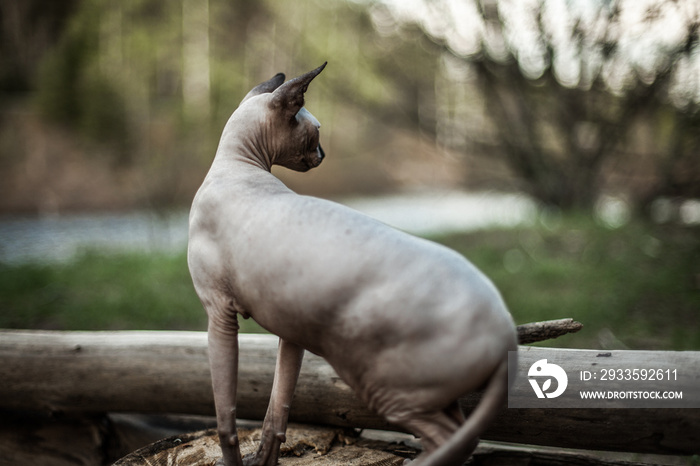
25;0;700;212
15;0;429;208
0;0;77;96
378;0;700;213
34;0;129;158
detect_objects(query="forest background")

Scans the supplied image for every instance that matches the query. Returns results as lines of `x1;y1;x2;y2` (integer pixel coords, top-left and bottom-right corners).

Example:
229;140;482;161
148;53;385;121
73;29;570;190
0;0;698;350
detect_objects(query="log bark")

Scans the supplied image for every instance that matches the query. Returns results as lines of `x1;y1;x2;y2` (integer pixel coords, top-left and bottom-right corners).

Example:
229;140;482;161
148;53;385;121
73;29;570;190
516;318;583;344
114;424;411;466
114;425;680;466
1;329;698;456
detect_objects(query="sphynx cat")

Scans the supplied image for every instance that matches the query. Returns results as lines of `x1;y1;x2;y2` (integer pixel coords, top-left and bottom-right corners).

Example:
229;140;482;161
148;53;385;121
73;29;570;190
187;63;518;466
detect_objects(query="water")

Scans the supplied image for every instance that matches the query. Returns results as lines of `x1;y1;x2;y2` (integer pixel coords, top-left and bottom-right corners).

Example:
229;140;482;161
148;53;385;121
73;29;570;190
0;191;537;265
344;191;537;236
0;210;191;264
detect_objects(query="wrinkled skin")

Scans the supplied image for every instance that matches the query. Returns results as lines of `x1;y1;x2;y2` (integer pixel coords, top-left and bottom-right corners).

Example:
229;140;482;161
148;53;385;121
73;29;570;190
187;63;518;466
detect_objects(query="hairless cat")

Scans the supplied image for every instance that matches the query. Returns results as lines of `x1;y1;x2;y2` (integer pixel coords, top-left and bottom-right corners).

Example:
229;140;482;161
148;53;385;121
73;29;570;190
187;63;518;466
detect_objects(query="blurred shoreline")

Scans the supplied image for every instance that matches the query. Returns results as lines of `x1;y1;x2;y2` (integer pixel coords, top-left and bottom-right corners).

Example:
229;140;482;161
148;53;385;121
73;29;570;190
0;190;537;265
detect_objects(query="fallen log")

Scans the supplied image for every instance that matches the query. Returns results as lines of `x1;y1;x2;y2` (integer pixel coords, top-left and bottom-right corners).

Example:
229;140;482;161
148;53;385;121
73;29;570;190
0;328;698;456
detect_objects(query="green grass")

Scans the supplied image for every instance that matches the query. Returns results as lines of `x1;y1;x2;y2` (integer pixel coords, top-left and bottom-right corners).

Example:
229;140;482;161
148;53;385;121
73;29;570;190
1;216;698;349
435;217;700;350
0;251;264;333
